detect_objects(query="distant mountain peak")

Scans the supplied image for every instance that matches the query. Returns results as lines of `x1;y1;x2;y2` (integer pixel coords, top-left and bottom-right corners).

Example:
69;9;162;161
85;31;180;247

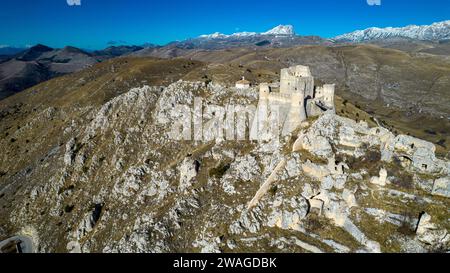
199;32;228;39
198;24;296;39
15;44;54;61
334;20;450;42
262;25;295;35
61;45;87;53
29;44;53;51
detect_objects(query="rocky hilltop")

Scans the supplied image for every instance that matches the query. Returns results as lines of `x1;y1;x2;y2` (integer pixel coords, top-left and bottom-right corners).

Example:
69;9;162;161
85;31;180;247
0;79;448;253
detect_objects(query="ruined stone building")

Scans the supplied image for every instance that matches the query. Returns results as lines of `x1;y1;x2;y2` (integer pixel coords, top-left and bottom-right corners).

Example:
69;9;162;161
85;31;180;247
252;65;335;137
235;77;251;89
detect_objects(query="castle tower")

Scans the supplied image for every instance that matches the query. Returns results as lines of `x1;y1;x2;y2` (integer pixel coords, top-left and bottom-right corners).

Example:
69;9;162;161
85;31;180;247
253;65;336;139
280;65;314;98
250;84;270;141
322;84;335;110
282;92;306;135
259;83;271;99
315;86;324;100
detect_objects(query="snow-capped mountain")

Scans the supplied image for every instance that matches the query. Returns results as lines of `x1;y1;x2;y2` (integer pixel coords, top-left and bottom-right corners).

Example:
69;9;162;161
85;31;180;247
131;24;327;55
334;20;450;42
262;25;295;35
199;31;258;39
199;25;295;39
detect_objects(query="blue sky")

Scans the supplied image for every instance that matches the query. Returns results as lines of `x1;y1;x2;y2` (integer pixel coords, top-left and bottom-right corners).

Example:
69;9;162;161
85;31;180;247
0;0;449;49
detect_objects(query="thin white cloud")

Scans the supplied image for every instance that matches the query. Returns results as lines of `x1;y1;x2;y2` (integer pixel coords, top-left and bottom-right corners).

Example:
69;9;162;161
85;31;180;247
0;45;10;48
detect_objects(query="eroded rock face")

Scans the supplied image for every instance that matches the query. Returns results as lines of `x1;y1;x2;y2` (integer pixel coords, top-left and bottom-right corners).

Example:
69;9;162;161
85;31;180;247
266;196;309;230
432;177;450;198
221;155;261;195
294;112;449;194
1;81;449;253
302;160;331;180
416;213;450;248
296;135;333;157
178;157;199;193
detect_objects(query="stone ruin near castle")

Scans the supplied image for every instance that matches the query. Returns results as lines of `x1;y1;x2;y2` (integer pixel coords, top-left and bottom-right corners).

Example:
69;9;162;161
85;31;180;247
252;65;336;136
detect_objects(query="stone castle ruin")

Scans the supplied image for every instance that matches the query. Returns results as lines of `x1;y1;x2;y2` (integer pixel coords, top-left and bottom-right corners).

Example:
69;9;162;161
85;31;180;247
252;65;335;137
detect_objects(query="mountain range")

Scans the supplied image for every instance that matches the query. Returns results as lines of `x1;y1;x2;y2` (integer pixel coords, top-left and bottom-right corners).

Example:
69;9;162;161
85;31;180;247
199;24;296;38
0;45;144;100
132;25;329;54
0;46;25;57
334;20;450;42
195;20;450;43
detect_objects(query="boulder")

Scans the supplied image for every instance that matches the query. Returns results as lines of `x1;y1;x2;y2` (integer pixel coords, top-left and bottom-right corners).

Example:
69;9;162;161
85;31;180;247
64;138;76;166
339;126;363;148
66;241;82;253
178;157;198;192
302;160;331;181
432;177;450;198
323;200;348;227
416;212;450;248
294;134;333;158
370;168;388;186
342;189;357;208
393;135;438;173
266;196;309;230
